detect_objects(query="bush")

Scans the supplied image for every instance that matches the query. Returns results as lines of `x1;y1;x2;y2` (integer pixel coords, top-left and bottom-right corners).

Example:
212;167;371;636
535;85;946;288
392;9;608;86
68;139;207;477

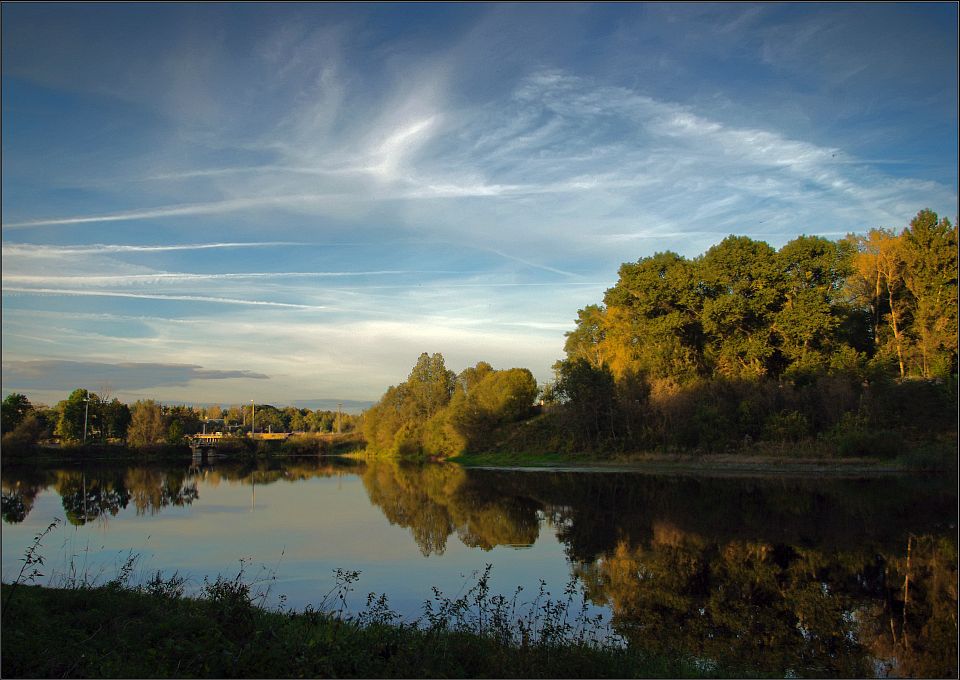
834;428;904;458
762;410;810;443
280;433;332;455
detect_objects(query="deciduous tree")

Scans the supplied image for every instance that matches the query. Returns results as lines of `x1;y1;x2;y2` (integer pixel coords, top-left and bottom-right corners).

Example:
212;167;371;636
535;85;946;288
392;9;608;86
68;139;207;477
127;400;165;448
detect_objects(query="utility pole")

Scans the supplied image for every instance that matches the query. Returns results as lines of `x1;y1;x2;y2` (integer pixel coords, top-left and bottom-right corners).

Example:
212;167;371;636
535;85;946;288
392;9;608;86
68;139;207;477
83;397;90;444
251;400;256;435
337;403;342;434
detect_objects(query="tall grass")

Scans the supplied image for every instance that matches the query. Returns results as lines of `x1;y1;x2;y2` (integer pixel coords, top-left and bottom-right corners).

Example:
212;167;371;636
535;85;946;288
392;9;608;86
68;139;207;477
1;527;718;678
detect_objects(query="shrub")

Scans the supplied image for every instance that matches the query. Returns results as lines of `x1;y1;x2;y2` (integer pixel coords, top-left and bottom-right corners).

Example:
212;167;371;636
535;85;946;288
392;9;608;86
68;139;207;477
834;428;904;458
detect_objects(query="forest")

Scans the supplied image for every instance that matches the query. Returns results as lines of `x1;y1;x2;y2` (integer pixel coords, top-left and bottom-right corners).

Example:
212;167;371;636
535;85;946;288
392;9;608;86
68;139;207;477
361;209;958;460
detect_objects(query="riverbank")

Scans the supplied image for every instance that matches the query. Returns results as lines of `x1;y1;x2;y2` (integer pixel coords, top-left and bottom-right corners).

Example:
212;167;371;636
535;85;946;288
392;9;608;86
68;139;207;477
449;451;909;476
1;432;365;465
0;582;713;679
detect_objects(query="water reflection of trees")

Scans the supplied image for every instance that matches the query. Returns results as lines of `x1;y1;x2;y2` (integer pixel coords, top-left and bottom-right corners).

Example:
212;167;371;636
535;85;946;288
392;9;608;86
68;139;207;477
571;530;957;678
0;458;366;525
124;468;198;516
357;465;955;676
187;457;364;489
360;461;541;556
1;468;53;523
55;470;131;525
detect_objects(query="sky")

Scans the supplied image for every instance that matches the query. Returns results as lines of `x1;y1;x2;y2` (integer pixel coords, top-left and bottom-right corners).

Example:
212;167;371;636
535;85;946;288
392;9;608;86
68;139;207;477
2;3;958;410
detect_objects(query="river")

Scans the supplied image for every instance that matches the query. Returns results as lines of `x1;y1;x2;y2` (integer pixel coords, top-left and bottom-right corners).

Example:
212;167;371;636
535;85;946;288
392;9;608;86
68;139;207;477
1;456;955;677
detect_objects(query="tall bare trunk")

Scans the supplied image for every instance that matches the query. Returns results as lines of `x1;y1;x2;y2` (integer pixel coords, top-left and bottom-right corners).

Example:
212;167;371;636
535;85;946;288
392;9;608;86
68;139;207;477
888;286;906;379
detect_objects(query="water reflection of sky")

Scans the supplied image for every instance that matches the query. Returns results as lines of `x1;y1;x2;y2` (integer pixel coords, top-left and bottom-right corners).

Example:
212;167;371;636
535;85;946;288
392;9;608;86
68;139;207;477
1;469;603;625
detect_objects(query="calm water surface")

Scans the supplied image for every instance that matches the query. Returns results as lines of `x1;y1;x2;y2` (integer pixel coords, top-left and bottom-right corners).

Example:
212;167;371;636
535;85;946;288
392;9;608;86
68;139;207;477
1;456;956;677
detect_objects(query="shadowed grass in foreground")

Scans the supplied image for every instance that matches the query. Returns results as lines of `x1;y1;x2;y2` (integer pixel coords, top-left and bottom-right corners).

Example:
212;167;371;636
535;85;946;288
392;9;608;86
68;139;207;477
1;566;728;679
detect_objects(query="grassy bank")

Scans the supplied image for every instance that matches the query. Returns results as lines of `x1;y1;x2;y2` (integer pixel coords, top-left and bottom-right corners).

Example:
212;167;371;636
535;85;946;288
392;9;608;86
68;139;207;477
447;415;957;473
0;578;717;679
449;441;958;474
1;433;366;464
1;442;194;464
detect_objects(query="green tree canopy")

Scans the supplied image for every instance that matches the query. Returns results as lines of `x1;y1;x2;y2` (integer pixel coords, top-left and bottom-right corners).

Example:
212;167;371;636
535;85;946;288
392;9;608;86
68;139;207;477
55;389;91;443
1;393;32;433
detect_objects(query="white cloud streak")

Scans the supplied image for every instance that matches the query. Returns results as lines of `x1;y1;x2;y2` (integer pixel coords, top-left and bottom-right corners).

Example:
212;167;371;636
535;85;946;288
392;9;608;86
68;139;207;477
3;271;459;285
2;287;332;310
2;242;309;255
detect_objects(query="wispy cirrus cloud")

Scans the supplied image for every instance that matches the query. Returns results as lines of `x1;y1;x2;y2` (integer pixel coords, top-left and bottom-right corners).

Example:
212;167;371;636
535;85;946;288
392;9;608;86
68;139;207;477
2;4;954;405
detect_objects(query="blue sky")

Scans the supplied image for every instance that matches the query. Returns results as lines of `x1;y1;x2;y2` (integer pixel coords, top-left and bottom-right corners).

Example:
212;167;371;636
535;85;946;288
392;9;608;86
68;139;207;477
2;3;957;409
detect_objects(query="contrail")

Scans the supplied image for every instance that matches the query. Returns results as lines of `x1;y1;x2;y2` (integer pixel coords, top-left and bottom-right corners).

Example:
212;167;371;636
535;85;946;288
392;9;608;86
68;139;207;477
2;287;330;310
3;271;459;285
2;195;319;228
2;242;309;255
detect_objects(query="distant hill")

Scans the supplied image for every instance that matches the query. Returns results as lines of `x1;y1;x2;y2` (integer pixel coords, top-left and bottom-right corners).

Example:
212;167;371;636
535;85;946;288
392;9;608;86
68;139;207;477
289;399;374;414
154;398;374;414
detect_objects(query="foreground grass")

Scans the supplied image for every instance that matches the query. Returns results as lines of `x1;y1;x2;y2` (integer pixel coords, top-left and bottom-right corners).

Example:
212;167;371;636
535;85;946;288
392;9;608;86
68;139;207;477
0;580;717;679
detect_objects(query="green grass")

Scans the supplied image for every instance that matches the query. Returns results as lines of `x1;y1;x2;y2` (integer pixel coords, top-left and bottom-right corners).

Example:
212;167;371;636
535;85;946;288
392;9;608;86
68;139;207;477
0;574;718;679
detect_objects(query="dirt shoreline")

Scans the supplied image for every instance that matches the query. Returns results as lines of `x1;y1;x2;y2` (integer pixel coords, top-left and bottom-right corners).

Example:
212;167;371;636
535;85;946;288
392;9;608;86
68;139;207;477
454;452;933;477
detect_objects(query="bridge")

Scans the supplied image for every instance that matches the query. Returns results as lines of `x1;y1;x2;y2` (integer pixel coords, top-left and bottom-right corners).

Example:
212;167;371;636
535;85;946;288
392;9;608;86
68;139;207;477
188;432;292;455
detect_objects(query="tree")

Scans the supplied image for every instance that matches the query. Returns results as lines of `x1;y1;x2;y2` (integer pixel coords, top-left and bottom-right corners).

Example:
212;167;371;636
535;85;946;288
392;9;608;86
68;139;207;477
288;409;308;432
102;398;131;441
127;400;165;447
446;365;539;452
406;352;456;420
1;413;45;451
901;210;958;378
563;305;607;368
601;251;705;380
848;228;915;378
773;235;855;372
1;393;32;433
699;236;782;378
874;229;911;379
251;404;285;433
555;358;618;448
167;419;185;444
55;388;91;443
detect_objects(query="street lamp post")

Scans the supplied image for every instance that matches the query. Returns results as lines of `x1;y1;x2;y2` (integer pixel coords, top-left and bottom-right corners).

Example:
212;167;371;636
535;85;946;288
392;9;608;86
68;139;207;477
83;397;90;445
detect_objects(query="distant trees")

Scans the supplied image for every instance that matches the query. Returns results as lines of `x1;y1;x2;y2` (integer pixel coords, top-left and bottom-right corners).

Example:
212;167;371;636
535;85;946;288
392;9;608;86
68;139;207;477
55;389;90;442
3;388;362;454
103;399;132;440
1;393;49;452
1;393;32;433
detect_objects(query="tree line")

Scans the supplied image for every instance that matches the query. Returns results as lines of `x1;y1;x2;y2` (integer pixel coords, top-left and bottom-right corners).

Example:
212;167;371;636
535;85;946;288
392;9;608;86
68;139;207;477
562;208;956;384
0;390;358;453
362;209;957;459
548;208;957;453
